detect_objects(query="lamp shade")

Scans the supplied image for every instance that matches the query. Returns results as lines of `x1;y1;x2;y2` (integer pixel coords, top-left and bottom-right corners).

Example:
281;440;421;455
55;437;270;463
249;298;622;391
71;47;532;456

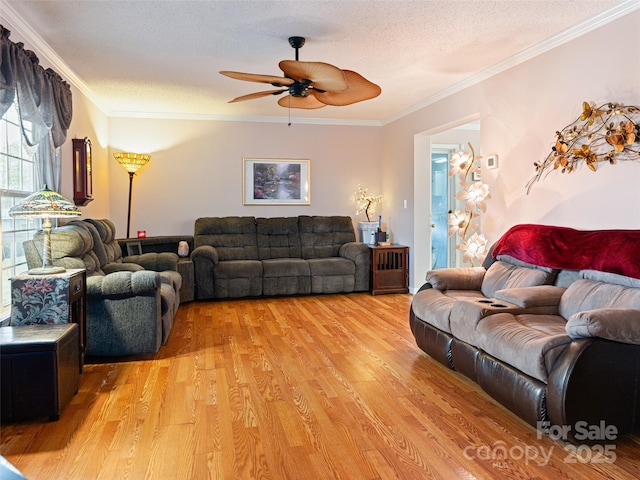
9;185;81;275
8;185;82;219
114;152;151;174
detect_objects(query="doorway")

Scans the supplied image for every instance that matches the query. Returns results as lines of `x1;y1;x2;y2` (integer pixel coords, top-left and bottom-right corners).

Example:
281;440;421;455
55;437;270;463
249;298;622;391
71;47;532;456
429;122;480;269
411;118;480;292
430;147;454;269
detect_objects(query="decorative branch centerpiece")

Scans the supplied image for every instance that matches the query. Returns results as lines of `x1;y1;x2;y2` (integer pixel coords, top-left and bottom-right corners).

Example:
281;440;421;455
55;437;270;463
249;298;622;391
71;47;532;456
526;101;640;193
447;143;490;265
355;185;382;222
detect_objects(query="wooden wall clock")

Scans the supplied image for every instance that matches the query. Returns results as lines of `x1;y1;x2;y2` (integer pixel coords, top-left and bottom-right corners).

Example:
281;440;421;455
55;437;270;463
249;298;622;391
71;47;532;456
72;137;93;206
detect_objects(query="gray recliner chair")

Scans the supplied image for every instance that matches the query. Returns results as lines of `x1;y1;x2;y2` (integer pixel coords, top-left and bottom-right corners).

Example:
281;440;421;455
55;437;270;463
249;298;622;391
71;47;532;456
23;219;181;356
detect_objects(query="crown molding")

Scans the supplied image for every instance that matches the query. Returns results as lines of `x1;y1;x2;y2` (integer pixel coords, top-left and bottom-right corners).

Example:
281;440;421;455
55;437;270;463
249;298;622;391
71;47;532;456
2;3;110;115
381;1;640;125
108;110;383;127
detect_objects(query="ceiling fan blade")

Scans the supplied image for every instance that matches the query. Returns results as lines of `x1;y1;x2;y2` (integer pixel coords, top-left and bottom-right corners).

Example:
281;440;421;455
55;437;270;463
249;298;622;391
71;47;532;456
279;60;348;92
277;95;326;110
229;90;286;103
312;70;381;106
219;71;294;87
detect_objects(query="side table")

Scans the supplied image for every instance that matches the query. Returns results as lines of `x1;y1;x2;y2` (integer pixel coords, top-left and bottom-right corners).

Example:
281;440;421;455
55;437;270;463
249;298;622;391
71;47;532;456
10;268;86;371
0;324;80;421
369;244;409;295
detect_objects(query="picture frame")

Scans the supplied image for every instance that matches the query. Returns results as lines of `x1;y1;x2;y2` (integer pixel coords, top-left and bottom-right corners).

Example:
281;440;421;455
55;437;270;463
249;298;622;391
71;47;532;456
243;158;310;205
126;242;142;256
486;155;499;169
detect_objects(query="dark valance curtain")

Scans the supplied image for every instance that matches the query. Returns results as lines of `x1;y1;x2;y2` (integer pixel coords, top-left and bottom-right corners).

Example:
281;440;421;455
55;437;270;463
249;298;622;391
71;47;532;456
0;25;73;190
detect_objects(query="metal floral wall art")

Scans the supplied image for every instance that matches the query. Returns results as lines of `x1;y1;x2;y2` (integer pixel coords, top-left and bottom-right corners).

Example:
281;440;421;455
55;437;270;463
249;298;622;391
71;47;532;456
447;143;490;265
526;101;640;193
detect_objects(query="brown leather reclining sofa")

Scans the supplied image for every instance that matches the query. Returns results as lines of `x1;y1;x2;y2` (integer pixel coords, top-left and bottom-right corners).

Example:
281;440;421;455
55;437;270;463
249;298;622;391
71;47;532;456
410;224;640;439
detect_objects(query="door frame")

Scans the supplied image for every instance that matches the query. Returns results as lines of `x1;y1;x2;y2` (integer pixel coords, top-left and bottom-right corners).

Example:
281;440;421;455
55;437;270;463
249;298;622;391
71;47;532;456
411;116;480;292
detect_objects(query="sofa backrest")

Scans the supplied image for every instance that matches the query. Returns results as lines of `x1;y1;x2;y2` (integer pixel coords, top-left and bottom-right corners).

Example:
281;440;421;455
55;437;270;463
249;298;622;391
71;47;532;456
194;217;258;261
257;217;301;260
481;257;557;298
28;222;104;276
299;216;356;259
84;219;123;265
559;270;640;319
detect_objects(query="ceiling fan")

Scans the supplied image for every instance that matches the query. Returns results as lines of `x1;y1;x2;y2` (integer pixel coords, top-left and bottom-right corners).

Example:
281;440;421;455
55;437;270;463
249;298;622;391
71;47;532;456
219;36;381;109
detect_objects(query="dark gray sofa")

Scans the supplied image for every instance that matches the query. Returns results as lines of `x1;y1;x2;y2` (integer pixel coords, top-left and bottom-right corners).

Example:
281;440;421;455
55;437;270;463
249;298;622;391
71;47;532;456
191;216;371;300
24;219;182;356
410;224;640;438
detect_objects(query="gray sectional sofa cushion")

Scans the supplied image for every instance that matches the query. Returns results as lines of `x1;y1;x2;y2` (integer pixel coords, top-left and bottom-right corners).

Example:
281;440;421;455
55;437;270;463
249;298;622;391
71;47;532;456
192;216;370;300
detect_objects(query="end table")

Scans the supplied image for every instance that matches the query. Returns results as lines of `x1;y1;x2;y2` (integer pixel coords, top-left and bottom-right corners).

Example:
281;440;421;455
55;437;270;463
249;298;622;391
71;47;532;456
369;244;409;295
10;268;86;371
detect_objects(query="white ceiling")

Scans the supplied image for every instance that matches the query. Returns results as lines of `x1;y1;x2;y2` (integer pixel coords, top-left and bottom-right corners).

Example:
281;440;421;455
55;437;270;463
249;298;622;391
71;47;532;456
3;0;635;125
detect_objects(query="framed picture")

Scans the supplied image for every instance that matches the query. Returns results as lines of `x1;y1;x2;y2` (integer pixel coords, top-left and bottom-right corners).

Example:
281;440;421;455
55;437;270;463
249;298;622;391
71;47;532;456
243;158;310;205
486;155;499;169
126;242;142;256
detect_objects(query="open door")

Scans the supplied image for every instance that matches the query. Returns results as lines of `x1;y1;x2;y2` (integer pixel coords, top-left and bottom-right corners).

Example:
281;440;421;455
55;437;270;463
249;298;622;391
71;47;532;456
430;147;456;269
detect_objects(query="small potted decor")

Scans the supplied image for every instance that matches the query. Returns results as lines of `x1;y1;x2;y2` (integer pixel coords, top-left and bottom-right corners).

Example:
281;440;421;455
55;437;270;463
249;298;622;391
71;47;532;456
355;185;382;244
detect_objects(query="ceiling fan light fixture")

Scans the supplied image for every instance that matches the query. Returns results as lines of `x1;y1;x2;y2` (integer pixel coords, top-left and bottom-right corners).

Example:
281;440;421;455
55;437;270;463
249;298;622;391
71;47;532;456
289;82;309;98
220;36;381;109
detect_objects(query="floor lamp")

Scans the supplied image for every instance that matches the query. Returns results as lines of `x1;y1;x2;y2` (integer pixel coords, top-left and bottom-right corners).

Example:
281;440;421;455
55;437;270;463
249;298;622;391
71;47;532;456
113;152;151;238
8;185;82;274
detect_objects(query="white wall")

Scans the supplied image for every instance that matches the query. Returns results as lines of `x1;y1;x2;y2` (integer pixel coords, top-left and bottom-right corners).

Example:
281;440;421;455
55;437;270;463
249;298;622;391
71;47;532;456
106;118;384;237
63;87;110;220
382;10;640;291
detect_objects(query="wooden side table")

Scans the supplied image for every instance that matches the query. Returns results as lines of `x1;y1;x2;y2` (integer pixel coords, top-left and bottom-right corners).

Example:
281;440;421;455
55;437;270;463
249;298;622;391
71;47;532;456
369;245;409;295
0;323;80;421
10;268;86;371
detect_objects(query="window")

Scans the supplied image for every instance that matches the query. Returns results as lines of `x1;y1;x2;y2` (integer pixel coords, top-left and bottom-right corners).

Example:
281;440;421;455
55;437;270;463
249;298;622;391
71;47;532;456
1;101;39;318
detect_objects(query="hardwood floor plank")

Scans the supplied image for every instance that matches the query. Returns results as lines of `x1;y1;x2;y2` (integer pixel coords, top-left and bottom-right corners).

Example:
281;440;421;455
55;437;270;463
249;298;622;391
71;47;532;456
2;293;639;479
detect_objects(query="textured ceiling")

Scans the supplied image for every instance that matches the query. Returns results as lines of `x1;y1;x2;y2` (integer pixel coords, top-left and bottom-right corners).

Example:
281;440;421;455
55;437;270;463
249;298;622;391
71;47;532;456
3;0;633;124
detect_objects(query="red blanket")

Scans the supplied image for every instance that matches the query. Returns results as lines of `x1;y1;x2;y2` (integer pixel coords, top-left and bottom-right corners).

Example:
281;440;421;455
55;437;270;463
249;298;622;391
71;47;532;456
492;224;640;279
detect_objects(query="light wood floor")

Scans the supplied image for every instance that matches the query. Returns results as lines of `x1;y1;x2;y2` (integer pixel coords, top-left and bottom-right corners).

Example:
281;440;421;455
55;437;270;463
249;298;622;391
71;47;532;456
1;293;639;479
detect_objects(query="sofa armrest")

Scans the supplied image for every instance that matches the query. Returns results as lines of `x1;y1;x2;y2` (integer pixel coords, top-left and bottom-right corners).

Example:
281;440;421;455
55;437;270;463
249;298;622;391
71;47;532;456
547;337;640;437
566;308;640;345
425;267;485;291
339;241;368;261
191;245;219;299
123;252;179;271
494;285;566;308
339;242;371;291
102;262;145;274
86;270;161;297
191;245;219;264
